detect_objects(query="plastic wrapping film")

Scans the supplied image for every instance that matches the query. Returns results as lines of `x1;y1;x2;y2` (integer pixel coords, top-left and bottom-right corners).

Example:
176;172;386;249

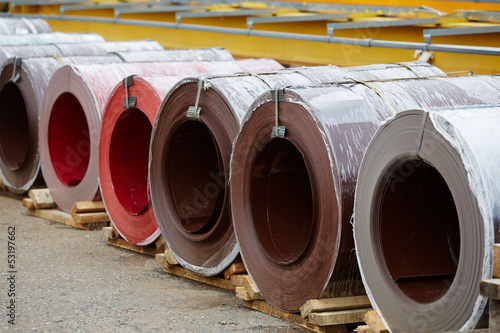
111;48;234;62
99;61;275;247
354;104;500;332
148;61;443;278
0;17;51;34
0;41;163;71
0;32;104;46
39;58;282;213
230;75;500;313
0;55;124;194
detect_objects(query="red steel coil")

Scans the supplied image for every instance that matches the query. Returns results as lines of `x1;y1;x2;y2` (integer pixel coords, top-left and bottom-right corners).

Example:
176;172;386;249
149;62;444;277
0;17;51;34
0;32;104;46
230;75;500;315
39;59;282;213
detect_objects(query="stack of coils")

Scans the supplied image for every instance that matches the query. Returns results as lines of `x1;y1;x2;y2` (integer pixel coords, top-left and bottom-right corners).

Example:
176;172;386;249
149;62;445;278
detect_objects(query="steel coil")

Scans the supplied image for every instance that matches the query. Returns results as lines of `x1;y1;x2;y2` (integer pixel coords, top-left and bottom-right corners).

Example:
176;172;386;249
0;41;163;70
0;32;104;46
111;48;233;62
0;17;51;34
354;105;500;331
230;75;500;312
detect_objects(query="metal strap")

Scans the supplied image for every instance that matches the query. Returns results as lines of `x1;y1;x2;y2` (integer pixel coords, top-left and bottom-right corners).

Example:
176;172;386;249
416;111;428;157
348;78;396;115
123;75;136;109
394;62;422;77
48;55;65;65
271;88;286;138
187;77;211;120
11;57;21;83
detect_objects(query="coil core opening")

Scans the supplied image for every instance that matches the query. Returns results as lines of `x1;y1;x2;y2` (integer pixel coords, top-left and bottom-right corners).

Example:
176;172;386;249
167;120;224;234
250;138;314;265
109;108;152;215
48;92;90;187
0;82;29;171
379;159;460;303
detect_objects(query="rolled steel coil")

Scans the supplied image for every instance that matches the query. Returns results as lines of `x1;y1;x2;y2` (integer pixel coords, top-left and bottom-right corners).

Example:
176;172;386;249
149;61;444;277
0;55;123;194
0;32;104;46
354;107;500;331
39;59;282;213
230;75;500;313
111;48;233;62
0;41;163;69
0;17;51;35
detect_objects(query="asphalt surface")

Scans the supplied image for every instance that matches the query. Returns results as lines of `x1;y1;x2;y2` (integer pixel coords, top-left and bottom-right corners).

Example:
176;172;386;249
0;195;309;332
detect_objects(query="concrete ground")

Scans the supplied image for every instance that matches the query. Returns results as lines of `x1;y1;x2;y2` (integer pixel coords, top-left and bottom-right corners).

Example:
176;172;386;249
0;195;310;332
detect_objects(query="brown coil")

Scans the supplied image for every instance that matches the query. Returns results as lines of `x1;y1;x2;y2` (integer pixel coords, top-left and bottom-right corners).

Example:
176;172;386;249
230;75;500;313
149;62;444;277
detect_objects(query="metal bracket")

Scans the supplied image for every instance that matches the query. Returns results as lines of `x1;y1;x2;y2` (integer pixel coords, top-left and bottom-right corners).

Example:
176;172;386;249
11;57;21;83
271;88;286;138
186;106;201;119
123;75;136;109
271;126;286;138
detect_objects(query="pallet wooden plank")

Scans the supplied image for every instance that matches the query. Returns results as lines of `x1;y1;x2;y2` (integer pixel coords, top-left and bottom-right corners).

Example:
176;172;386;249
480;279;500;299
490;299;500;330
22;198;35;209
164;248;179;267
0;177;6;191
309;308;369;326
235;286;252;301
231;274;250;287
243;276;263;300
244;300;348;333
28;188;56;209
72;211;110;224
155;236;165;250
155;253;167;267
163;265;234;291
301;296;372;318
224;262;246;279
494;244;500;278
71;201;106;214
356;325;372;333
107;238;160;256
102;226;119;240
26;207;106;230
364;310;389;333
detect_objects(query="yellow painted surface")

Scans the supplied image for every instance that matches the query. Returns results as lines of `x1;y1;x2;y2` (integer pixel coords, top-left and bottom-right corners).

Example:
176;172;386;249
45;19;500;74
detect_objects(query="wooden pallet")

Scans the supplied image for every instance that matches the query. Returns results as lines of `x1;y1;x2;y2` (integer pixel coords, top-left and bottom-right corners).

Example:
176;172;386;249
154;249;372;332
103;224;165;256
22;189;109;230
155;249;246;291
